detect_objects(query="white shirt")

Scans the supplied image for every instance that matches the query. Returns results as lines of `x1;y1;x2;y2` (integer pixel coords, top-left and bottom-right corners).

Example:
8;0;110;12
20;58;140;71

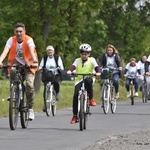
138;60;145;76
39;56;64;75
125;63;140;78
5;37;35;65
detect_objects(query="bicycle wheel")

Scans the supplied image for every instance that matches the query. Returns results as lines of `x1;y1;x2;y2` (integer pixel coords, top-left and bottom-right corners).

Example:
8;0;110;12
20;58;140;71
102;84;109;114
9;85;19;130
142;83;147;103
20;87;29;128
52;90;57;116
44;84;52;116
130;85;134;105
79;93;84;131
110;86;116;113
83;97;89;130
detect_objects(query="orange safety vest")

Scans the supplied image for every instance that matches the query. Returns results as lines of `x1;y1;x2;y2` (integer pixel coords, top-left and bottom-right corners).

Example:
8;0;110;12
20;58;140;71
7;35;38;74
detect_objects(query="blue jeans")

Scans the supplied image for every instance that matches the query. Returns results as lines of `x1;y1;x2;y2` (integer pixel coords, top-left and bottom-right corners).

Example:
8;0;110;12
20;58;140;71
125;77;139;92
103;73;120;93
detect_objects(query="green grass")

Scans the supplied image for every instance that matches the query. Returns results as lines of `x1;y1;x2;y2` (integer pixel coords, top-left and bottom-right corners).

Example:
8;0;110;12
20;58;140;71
0;79;142;117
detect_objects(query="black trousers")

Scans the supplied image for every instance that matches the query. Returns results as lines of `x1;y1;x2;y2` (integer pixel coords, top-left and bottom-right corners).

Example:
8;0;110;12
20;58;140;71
43;74;61;98
72;77;93;115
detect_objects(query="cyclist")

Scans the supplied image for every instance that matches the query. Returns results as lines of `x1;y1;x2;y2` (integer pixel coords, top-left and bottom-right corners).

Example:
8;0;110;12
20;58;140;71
124;58;141;97
98;44;122;99
39;45;64;112
144;55;150;99
0;23;38;120
137;55;147;90
67;43;100;124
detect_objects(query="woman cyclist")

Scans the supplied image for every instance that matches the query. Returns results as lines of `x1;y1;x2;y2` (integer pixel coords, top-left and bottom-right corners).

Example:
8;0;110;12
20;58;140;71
98;44;122;99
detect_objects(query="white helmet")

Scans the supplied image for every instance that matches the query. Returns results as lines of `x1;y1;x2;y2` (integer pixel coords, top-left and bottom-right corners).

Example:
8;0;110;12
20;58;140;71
79;43;92;52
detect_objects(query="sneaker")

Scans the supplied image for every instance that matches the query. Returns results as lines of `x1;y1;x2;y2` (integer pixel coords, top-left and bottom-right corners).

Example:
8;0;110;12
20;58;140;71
115;92;119;99
134;92;139;97
70;115;78;124
127;92;131;98
56;93;60;101
28;109;35;120
89;99;97;106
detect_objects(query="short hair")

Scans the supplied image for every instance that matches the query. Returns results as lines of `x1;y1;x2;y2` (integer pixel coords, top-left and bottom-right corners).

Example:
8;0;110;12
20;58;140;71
14;23;25;29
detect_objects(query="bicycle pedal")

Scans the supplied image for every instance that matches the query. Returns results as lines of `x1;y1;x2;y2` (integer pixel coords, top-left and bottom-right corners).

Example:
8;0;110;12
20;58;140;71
88;112;92;115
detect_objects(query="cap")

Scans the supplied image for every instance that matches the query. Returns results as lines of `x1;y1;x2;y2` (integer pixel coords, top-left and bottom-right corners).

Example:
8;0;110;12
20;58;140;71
46;45;54;51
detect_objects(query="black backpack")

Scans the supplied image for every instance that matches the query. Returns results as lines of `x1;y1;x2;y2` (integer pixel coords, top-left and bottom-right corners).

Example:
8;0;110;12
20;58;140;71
43;54;62;81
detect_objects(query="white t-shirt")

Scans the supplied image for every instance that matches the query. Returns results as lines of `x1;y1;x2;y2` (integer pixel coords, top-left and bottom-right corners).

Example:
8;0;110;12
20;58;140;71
5;37;35;65
39;56;64;75
125;63;140;78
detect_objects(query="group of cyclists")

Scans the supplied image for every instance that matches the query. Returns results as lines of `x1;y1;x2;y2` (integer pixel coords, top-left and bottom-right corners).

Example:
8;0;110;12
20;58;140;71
0;22;150;126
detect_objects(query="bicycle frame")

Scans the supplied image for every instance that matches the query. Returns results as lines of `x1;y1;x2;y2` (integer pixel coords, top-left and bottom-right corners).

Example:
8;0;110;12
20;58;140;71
44;81;57;116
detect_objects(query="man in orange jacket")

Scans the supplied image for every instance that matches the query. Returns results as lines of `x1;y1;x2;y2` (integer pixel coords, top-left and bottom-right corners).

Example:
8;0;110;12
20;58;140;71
0;22;38;120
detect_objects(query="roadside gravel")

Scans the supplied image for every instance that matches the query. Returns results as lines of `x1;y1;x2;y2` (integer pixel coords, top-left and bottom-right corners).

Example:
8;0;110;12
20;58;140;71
84;131;150;150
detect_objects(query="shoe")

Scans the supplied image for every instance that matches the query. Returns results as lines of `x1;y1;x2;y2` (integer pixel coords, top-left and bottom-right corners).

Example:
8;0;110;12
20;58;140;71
70;115;78;124
42;106;46;112
28;109;35;120
127;92;131;98
56;93;60;101
89;99;97;106
134;92;138;97
115;92;119;99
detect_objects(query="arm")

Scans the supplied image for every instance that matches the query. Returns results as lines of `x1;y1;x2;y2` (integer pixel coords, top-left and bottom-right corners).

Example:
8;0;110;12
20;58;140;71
0;46;10;65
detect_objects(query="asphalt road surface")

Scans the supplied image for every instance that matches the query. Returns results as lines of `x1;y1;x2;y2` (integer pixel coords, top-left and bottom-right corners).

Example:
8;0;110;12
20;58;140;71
1;99;150;150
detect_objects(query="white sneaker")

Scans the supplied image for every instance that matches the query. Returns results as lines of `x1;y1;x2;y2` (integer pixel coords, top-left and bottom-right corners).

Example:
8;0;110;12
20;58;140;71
29;109;35;120
115;92;119;99
127;92;131;98
134;92;138;97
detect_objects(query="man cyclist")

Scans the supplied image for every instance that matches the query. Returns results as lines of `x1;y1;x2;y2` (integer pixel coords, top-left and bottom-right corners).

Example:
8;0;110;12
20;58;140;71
137;55;147;90
67;43;100;124
0;23;38;120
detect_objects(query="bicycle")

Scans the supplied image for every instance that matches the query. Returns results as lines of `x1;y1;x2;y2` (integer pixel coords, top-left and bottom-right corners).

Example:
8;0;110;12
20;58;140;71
126;75;139;105
44;81;57;116
73;73;95;131
42;67;60;117
4;65;34;130
101;68;117;114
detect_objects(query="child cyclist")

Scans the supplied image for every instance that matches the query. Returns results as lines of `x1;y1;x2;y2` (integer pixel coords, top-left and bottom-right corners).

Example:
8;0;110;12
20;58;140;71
67;43;100;124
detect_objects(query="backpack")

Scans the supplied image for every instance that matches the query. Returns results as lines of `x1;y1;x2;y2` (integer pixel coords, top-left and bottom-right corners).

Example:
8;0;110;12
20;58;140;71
42;55;62;81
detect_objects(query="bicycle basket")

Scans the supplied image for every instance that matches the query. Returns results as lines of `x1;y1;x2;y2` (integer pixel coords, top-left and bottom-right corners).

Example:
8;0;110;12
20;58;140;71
101;68;113;79
41;68;54;83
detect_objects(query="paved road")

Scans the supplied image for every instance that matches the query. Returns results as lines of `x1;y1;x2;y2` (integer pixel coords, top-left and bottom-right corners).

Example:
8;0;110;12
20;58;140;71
1;100;150;150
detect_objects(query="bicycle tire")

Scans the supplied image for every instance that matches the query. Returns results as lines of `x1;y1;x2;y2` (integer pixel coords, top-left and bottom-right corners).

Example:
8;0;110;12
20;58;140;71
9;85;19;130
20;87;29;128
102;84;109;114
142;83;147;103
83;98;89;130
79;94;84;131
110;87;116;113
52;90;57;116
44;84;52;116
130;85;134;105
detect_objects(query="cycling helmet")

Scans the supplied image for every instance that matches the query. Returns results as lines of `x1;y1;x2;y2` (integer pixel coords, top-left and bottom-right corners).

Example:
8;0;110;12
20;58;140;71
79;43;92;52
